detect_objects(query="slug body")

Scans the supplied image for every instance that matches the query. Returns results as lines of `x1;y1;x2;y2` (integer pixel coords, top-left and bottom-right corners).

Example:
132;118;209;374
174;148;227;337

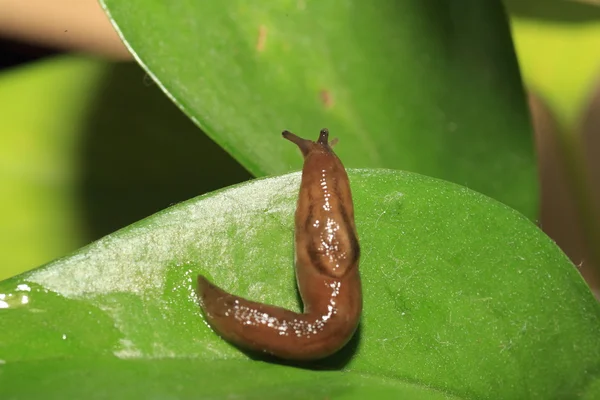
197;129;361;360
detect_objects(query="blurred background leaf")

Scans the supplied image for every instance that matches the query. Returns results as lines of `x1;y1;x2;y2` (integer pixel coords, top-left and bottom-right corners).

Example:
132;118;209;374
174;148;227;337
0;57;103;279
506;0;600;292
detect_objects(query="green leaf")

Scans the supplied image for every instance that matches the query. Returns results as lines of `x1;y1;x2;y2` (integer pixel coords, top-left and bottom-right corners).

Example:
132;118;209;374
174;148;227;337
99;0;538;219
0;359;461;399
0;57;106;280
1;170;598;399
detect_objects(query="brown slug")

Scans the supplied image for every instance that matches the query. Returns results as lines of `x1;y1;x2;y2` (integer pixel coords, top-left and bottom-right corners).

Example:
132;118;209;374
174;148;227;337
197;128;361;360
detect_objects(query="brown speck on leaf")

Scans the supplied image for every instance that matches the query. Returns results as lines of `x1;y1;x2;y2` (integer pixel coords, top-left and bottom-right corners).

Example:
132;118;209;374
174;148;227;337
256;25;267;52
320;90;334;109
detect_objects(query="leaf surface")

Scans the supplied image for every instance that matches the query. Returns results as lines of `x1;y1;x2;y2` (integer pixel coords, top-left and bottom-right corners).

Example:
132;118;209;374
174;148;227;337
99;0;538;218
1;170;598;399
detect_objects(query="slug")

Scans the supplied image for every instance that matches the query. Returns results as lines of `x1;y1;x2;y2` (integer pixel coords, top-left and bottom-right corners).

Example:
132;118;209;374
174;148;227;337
197;128;361;360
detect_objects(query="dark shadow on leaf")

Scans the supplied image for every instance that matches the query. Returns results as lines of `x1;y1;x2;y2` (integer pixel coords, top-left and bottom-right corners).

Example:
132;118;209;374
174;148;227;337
242;323;362;371
78;62;252;241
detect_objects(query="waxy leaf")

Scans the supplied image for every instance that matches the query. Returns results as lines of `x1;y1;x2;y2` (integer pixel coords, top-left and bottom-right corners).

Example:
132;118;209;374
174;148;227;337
1;170;598;399
99;0;538;218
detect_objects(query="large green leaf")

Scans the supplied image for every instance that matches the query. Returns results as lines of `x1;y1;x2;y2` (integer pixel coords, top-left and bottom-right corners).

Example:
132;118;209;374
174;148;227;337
1;170;598;399
99;0;537;219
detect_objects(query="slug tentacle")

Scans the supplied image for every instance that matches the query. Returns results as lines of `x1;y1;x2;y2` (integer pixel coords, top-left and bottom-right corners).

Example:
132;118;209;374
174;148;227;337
197;129;361;361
